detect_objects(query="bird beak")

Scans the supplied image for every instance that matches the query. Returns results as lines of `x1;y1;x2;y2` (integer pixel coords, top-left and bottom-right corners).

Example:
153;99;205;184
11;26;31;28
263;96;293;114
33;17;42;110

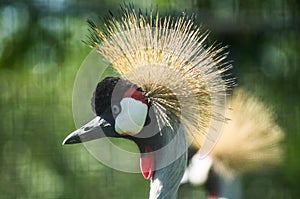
62;116;116;145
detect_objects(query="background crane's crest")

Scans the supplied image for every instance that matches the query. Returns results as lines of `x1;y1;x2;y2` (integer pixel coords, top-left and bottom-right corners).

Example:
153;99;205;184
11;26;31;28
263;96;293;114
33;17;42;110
211;89;284;178
87;5;232;147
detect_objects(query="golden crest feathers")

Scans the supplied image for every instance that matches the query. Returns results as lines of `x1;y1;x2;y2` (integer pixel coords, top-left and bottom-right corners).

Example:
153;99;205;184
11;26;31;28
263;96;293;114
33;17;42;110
211;89;284;178
88;5;232;147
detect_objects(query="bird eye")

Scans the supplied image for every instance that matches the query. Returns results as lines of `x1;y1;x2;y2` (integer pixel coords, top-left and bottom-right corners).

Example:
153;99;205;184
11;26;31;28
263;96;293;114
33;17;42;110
112;104;121;115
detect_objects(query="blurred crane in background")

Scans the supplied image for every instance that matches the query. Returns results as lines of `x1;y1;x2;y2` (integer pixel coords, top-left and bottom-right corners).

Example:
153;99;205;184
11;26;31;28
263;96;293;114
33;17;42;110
181;89;284;199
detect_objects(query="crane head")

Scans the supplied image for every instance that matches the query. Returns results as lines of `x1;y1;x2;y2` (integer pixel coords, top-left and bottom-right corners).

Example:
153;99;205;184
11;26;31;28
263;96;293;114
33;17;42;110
62;76;177;180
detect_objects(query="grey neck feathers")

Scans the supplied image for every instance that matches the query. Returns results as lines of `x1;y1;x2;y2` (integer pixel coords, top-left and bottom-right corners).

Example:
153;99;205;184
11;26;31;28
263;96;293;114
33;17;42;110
149;125;188;199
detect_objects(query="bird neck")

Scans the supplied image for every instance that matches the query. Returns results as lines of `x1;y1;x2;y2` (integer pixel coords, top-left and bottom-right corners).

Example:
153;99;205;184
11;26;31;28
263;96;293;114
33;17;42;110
205;167;242;199
148;125;188;199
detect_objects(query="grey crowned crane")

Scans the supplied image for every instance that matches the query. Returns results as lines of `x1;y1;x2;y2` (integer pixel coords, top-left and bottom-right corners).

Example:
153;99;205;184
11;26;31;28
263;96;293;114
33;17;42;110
62;5;232;199
181;89;284;199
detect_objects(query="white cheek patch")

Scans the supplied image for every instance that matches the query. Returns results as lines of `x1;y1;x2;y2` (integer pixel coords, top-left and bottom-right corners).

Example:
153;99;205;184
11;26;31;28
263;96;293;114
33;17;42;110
188;155;213;185
115;98;148;135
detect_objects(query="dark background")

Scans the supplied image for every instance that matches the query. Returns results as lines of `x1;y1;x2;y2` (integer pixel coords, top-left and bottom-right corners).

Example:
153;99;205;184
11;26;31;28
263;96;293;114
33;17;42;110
0;0;299;198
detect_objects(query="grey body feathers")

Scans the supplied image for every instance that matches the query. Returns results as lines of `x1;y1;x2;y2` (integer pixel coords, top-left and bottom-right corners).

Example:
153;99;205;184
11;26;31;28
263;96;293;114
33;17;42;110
149;126;188;199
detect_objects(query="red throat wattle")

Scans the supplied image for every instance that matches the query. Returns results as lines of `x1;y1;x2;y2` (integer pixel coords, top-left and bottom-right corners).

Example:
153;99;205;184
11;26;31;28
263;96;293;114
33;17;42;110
140;146;155;180
207;196;218;199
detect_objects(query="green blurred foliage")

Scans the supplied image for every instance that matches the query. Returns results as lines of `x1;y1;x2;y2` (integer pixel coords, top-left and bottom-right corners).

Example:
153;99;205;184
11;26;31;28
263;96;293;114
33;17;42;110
0;0;299;198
